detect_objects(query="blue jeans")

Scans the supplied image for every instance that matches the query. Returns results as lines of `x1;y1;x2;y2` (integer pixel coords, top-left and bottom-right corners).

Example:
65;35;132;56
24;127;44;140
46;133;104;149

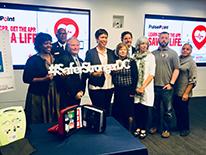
151;86;174;132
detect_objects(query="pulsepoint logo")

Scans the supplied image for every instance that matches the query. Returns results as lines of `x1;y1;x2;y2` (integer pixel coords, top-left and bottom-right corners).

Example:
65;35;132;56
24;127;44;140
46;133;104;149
148;24;168;29
0;16;15;22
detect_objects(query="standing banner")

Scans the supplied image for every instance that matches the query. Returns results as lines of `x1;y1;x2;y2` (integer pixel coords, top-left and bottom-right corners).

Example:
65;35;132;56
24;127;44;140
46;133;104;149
0;30;15;93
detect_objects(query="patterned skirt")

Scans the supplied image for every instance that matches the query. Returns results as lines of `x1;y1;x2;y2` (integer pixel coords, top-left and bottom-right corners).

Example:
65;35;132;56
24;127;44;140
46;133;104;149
25;81;60;124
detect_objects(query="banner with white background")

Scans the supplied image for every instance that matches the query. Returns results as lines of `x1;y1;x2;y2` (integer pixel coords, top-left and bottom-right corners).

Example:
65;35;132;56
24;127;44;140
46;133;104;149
144;15;206;64
0;30;15;93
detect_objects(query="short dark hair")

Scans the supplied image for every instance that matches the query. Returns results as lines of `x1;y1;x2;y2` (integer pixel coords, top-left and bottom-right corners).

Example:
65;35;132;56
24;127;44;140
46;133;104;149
56;28;66;35
34;32;52;53
95;28;108;39
159;31;169;36
121;31;133;41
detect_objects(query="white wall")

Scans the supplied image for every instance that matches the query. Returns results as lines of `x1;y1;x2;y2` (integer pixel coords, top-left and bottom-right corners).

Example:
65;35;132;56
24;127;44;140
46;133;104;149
0;0;206;108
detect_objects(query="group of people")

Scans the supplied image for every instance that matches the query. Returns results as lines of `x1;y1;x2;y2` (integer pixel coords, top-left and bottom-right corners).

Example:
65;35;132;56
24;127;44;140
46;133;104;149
23;28;197;139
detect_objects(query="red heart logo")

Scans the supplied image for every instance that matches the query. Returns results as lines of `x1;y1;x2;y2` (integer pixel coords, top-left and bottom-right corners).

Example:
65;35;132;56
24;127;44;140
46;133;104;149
192;25;206;50
54;18;79;38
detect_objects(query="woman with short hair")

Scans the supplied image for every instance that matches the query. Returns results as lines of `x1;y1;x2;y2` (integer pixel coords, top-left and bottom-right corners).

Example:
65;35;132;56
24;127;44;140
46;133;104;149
85;28;116;115
133;36;156;139
23;32;60;127
173;43;197;137
112;43;138;131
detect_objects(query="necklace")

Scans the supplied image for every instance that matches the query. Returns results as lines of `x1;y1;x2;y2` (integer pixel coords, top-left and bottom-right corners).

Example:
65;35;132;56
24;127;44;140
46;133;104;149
96;46;106;55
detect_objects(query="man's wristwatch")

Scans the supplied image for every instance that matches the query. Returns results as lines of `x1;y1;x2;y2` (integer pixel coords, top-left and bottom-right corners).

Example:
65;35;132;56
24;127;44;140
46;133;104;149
169;82;174;87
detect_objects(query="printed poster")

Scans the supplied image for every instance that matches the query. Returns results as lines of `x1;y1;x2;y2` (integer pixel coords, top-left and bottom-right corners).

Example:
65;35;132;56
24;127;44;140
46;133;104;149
0;30;15;93
144;15;206;63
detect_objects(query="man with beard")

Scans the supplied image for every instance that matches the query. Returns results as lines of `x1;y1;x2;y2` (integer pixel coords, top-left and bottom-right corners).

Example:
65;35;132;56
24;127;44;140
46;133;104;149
149;31;180;138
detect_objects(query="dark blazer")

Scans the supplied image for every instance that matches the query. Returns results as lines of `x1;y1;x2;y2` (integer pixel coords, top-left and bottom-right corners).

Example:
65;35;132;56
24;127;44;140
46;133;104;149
85;47;116;87
51;42;68;63
131;46;137;55
55;52;85;97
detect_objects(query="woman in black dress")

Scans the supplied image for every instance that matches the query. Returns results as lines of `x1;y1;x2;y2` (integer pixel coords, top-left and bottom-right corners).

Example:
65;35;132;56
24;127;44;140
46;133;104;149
23;32;60;127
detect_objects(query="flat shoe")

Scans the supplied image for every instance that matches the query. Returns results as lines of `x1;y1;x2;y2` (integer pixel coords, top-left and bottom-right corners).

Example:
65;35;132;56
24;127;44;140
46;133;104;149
161;130;170;138
133;128;141;137
149;127;157;134
139;130;147;139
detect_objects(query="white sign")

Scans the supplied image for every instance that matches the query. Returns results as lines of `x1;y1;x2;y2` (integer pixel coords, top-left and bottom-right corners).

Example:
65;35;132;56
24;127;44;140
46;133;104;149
48;59;131;76
0;30;15;93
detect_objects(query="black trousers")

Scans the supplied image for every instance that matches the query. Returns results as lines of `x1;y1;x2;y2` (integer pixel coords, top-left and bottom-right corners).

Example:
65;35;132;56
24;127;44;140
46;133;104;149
173;94;190;131
88;88;113;116
134;103;148;131
59;91;81;110
112;86;134;130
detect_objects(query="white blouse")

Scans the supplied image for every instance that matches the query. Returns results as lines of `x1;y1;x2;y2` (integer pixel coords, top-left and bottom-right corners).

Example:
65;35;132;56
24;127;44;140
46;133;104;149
89;49;114;90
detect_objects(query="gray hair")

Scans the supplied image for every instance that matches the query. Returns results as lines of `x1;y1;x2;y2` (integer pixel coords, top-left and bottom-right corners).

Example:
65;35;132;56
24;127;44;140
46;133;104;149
67;37;80;44
135;36;149;50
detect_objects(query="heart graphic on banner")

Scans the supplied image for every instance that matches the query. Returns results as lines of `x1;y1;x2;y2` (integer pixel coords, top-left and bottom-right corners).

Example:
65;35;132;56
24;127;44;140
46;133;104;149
54;18;79;38
57;24;76;38
192;25;206;50
66;25;76;38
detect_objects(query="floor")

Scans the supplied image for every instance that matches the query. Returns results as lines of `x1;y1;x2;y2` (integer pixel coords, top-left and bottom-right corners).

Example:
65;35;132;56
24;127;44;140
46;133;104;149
140;97;206;155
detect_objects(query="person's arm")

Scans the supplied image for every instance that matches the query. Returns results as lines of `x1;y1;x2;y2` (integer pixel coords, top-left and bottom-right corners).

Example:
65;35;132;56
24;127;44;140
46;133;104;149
130;60;138;96
182;61;197;101
137;75;154;94
23;56;53;83
164;52;180;89
170;68;179;85
182;84;194;101
32;74;53;82
163;68;179;90
136;54;156;94
75;91;84;100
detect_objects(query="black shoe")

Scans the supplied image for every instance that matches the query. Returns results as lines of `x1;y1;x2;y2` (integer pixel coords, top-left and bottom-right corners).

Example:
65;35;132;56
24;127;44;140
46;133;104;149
180;130;190;137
